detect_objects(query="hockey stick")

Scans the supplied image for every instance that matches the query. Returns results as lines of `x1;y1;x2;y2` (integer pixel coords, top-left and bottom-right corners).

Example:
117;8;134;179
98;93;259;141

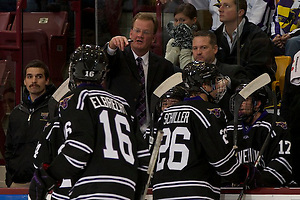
141;130;164;200
150;72;183;114
149;73;182;146
52;78;70;102
233;73;271;149
48;78;70;119
237;88;277;200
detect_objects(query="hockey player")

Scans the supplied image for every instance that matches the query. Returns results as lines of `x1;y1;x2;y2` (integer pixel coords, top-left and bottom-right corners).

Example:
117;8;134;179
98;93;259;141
29;44;150;200
227;84;293;187
159;84;189;113
145;84;188;151
152;61;242;199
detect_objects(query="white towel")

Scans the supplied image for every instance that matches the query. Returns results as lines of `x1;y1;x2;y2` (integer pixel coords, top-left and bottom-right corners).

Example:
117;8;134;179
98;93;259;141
290;50;300;86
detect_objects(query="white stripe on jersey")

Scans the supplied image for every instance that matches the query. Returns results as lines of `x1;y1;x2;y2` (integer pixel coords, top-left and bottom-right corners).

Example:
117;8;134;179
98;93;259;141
227;122;277;138
63;154;86;169
161;105;211;128
138;166;148;172
46;121;60;140
157;196;214;200
72;193;130;200
51;192;69;200
65;139;93;154
210;148;235;167
76;89;129;110
226;124;243;131
153;180;220;194
217;158;240;177
264;166;285;184
274;157;292;174
74;175;136;191
253;121;277;138
137;149;150;158
209;148;241;177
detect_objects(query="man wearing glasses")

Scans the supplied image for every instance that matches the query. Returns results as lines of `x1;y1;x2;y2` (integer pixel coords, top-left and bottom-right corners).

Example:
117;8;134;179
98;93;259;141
105;12;175;133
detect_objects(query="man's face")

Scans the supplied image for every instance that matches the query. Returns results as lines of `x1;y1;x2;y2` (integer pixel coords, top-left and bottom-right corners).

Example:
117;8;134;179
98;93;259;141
192;36;218;63
161;98;180;111
238;97;254;119
129;19;156;56
219;0;237;23
24;67;49;99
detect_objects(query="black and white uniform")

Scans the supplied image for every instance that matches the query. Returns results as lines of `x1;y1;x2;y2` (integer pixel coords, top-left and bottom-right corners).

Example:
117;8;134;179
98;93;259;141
152;96;241;200
46;84;150;200
33;116;72;200
226;111;293;186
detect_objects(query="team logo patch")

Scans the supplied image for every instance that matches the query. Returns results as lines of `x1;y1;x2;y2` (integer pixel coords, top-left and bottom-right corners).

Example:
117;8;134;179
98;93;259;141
276;121;287;130
40;112;49;121
59;94;73;110
207;108;222;118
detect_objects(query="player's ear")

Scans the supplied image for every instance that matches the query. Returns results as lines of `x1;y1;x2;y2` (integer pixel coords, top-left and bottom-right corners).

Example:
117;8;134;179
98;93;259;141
254;100;261;111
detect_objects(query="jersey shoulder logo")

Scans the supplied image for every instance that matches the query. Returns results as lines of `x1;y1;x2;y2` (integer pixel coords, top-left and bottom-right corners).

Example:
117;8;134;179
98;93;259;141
276;121;287;130
59;94;74;110
207;108;222;118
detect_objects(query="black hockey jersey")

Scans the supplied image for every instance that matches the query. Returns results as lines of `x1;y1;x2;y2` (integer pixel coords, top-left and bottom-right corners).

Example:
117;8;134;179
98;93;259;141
226;111;293;186
46;84;150;200
152;97;241;200
33;117;72;200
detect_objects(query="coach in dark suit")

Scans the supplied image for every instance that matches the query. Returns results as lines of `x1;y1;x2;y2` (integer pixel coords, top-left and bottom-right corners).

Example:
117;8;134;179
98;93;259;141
105;12;175;132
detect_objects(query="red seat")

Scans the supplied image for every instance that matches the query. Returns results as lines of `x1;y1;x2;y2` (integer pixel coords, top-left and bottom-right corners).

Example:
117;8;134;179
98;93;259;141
0;30;49;69
0;12;11;31
11;11;69;86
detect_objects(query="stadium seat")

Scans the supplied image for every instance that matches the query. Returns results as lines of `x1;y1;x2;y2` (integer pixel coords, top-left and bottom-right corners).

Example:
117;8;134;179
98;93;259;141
272;55;292;98
0;30;49;67
11;11;69;86
0;12;11;31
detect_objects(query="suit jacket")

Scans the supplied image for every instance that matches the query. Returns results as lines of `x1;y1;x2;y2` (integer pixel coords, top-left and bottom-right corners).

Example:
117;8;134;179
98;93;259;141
105;46;175;114
214;17;276;82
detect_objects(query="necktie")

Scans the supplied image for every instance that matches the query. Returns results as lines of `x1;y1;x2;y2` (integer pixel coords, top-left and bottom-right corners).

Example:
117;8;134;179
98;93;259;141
136;57;146;126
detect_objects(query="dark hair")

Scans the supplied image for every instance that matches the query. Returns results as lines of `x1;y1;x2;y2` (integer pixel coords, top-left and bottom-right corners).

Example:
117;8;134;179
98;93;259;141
132;12;158;34
193;30;217;46
174;3;201;31
234;0;247;17
24;59;50;80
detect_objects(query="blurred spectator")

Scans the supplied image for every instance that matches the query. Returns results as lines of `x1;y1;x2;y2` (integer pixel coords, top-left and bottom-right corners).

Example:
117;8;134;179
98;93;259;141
1;87;15;134
160;0;276;32
214;0;276;81
165;3;201;69
271;0;300;60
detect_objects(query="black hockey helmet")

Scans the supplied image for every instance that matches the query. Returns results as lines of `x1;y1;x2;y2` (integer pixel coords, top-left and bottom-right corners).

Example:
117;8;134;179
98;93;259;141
158;84;188;110
230;83;269;115
69;44;108;90
182;61;218;92
161;84;189;101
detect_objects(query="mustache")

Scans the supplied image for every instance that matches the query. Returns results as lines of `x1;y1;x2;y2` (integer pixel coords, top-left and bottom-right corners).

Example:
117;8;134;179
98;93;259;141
29;84;40;88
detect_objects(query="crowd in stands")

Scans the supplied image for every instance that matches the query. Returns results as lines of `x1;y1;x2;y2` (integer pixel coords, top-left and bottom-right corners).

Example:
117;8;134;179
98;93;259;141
0;0;300;199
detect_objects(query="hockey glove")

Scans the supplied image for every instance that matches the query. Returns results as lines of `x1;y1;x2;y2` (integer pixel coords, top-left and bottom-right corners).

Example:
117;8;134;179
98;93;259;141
29;163;57;200
172;23;193;49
